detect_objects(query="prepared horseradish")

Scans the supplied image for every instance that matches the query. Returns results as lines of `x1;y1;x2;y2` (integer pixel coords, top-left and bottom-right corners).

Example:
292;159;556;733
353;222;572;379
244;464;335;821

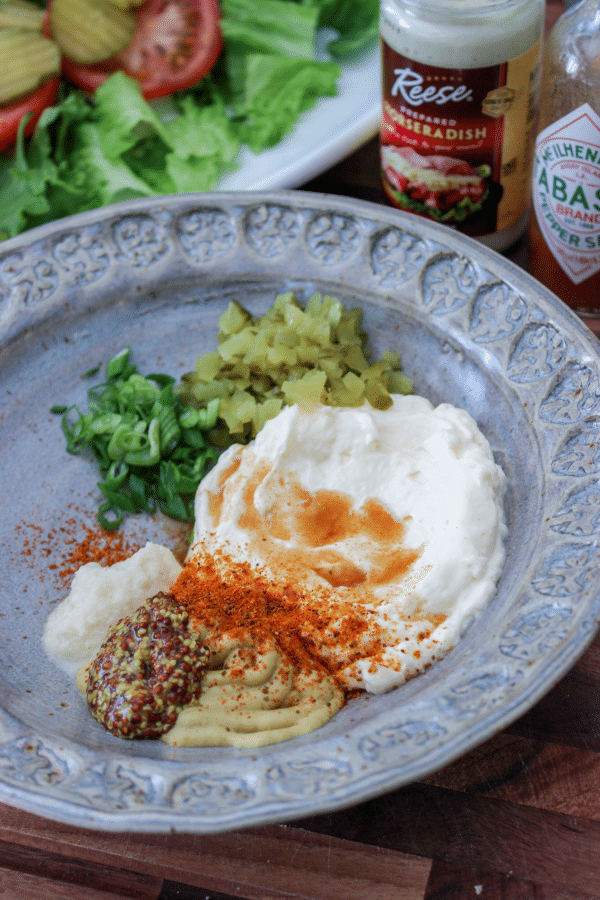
380;0;544;250
43;395;506;747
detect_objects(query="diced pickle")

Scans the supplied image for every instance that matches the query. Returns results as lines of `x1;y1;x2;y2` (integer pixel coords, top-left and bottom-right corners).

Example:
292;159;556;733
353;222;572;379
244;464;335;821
219;300;253;336
178;292;413;441
282;370;328;407
343;345;369;373
342;371;366;397
255;398;284;432
388;371;414;394
219;331;254;361
105;0;146;9
194;351;221;382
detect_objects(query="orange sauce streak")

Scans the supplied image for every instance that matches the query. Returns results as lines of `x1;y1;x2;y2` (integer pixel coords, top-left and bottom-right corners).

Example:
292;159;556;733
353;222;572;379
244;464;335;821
227;460;421;599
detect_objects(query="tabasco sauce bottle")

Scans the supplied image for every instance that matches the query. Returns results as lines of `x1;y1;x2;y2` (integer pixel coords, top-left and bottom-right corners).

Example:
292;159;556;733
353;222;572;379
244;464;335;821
528;0;600;323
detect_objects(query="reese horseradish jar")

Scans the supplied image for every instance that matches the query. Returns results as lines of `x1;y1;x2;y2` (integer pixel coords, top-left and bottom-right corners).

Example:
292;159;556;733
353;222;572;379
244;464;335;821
380;0;545;251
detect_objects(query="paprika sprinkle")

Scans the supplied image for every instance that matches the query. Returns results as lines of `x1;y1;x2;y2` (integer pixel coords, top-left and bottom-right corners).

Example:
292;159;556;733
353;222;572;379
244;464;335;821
171;543;432;688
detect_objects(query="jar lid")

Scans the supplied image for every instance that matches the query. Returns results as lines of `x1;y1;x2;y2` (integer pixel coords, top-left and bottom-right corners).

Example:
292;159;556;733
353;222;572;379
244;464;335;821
397;0;541;18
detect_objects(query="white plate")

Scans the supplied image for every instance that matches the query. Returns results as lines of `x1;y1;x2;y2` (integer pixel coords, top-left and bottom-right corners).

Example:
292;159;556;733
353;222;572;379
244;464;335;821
217;44;380;191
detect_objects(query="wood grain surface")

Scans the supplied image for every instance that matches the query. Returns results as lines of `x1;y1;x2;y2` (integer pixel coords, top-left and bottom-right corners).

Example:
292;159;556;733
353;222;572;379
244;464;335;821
4;2;598;898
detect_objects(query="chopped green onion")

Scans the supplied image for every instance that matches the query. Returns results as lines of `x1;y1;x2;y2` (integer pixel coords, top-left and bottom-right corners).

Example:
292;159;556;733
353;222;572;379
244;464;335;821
106;460;128;488
147;373;176;388
159;494;189;520
179;408;200;429
156;400;180;453
182;428;206;450
198;398;220;429
106;347;131;379
98;482;139;513
54;347;221;531
89;412;123;435
123;417;161;466
98;502;123;531
128;472;156;513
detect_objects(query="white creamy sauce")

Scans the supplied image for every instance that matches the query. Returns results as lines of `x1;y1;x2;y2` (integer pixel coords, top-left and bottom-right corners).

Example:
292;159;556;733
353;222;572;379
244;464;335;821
192;395;507;693
42;542;183;676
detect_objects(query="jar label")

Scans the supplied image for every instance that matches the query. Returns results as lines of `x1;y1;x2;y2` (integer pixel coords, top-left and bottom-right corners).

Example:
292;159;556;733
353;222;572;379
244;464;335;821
380;40;541;238
532;104;600;284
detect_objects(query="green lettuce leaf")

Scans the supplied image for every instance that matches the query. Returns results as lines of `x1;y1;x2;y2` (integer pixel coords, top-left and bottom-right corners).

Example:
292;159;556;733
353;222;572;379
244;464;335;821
70;122;155;205
0;92;95;238
0;153;52;239
220;0;319;59
164;94;240;192
0;0;377;242
302;0;378;58
93;72;172;159
235;54;340;152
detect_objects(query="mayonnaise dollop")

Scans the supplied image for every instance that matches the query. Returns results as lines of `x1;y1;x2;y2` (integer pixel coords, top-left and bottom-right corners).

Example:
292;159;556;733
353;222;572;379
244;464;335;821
191;395;507;693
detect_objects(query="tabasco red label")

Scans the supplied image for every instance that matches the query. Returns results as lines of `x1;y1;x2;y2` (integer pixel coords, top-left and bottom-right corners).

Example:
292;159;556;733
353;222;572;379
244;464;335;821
532;103;600;285
380;40;541;238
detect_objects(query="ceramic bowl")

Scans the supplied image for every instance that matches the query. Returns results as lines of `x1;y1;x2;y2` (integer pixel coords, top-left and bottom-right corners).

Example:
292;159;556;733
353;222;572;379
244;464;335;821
1;191;599;832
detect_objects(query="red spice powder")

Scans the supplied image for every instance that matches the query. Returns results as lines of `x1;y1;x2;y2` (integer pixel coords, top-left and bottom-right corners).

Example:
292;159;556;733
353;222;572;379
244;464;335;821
171;544;398;686
55;521;142;585
17;511;143;594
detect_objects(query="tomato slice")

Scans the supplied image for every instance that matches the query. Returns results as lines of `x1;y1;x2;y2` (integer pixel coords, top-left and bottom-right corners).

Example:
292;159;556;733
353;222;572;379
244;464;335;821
47;0;222;100
0;78;60;153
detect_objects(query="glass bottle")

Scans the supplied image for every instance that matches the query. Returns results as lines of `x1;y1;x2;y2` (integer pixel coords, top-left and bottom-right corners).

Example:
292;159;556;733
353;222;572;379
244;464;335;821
528;0;600;320
380;0;545;252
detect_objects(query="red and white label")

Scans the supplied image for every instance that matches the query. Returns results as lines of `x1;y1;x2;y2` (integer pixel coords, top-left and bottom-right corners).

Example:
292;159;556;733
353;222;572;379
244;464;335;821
381;40;540;238
532;103;600;284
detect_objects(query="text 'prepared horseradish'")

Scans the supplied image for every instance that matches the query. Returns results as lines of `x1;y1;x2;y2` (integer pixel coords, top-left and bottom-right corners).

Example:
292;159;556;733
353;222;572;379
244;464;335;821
43;396;506;747
380;0;544;250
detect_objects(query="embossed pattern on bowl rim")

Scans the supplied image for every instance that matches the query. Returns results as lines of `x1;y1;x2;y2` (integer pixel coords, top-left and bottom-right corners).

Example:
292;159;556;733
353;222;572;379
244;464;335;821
1;191;599;834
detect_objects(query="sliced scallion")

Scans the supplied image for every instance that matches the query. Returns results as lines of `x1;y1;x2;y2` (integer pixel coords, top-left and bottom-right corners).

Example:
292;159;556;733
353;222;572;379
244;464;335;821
52;347;221;530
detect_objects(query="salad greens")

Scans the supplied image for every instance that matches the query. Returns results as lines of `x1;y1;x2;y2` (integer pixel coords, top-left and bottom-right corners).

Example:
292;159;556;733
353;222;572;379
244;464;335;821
0;0;377;241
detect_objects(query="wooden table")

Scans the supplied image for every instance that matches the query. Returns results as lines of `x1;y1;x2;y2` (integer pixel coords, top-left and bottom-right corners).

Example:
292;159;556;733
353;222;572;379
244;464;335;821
6;2;600;898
